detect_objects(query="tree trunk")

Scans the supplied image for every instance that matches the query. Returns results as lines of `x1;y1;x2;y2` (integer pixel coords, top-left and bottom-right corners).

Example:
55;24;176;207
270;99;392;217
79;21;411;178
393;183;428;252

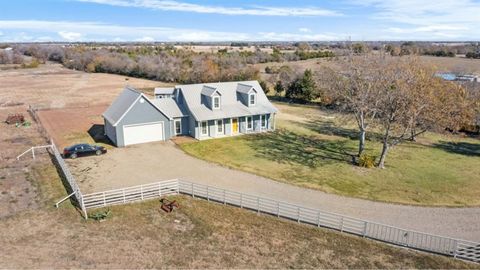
358;128;366;157
410;128;417;141
378;139;389;169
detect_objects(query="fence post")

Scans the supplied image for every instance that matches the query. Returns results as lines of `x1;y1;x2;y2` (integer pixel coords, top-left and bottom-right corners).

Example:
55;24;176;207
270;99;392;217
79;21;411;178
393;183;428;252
158;183;162;197
297;207;300;223
453;240;458;258
240;193;243;208
123;189;126;203
257;197;260;213
363;221;368;237
207;186;210;201
140;185;144;200
176;179;180;194
223;190;226;205
81;193;88;220
277;202;280;217
31;147;35;159
340;217;344;232
317;211;321;227
103;192;106;206
191;183;194;198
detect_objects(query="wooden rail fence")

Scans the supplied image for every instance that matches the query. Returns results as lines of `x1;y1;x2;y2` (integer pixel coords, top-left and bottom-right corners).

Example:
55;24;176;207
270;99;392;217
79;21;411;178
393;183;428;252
81;179;479;263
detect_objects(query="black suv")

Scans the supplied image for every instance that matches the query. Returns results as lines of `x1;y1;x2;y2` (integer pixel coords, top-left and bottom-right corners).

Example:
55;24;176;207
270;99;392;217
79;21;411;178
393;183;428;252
63;144;107;159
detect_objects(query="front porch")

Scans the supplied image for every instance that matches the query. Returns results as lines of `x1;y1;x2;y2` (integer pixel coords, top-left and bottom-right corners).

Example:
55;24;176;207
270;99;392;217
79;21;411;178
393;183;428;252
195;114;274;140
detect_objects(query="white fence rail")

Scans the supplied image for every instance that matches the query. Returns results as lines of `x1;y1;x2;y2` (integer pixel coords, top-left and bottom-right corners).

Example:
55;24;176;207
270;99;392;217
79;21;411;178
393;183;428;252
177;181;480;263
81;179;479;263
49;140;87;218
82;179;179;209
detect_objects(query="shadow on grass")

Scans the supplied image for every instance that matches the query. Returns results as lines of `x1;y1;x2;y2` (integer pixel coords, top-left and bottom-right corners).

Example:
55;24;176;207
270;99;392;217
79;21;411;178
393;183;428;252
432;141;480;157
245;129;355;168
88;124;115;146
299;119;384;142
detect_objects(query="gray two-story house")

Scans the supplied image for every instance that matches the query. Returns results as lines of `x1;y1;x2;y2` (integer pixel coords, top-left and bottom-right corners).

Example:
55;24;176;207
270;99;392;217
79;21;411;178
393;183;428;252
103;81;278;147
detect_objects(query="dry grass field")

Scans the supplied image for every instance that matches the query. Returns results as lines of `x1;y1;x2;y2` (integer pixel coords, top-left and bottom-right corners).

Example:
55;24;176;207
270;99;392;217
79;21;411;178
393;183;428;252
255;55;480;82
0;62;169;109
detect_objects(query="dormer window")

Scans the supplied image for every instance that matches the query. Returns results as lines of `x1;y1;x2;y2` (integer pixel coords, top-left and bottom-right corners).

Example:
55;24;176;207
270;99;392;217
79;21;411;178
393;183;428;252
249;93;256;106
213;96;220;109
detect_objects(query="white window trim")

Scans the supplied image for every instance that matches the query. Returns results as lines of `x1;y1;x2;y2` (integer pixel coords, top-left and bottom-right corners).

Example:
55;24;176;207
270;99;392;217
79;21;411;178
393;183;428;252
249;93;256;106
246;116;253;131
213;96;221;109
261;115;267;129
216;119;224;135
174;119;182;135
200;121;208;136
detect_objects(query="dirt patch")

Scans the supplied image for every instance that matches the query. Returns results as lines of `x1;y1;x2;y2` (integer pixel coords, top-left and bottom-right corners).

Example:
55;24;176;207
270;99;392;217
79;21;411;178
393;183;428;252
0;105;50;217
36;105;110;149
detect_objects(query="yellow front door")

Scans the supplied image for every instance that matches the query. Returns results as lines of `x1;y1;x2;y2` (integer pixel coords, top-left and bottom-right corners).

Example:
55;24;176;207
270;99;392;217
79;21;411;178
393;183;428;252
232;118;238;133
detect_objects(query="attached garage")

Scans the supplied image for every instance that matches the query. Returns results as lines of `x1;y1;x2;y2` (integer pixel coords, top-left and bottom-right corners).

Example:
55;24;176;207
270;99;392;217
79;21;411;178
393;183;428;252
103;87;173;147
123;122;164;146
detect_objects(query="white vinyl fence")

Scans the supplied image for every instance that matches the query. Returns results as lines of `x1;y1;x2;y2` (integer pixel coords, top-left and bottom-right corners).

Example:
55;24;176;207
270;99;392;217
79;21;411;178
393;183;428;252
82;179;179;209
81;179;480;263
49;140;87;218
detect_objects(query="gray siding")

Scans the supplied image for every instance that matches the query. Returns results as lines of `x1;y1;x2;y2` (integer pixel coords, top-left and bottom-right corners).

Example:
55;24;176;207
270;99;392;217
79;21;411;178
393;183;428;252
104;118;117;145
173;117;189;135
115;98;172;147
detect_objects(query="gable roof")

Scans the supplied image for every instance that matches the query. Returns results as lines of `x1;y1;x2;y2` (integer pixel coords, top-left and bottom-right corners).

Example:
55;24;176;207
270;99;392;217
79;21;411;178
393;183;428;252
103;86;172;126
200;85;220;96
177;80;277;121
151;98;188;118
236;83;257;94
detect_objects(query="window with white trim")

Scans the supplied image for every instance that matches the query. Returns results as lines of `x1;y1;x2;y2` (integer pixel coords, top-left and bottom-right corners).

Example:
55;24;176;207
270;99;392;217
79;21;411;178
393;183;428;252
216;119;223;134
174;119;182;135
213;96;220;109
261;115;267;128
249;93;256;106
246;116;253;130
201;121;208;135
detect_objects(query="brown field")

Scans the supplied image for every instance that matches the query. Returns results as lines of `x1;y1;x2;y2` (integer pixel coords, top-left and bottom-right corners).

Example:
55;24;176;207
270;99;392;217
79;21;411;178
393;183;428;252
0;62;170;109
255;55;480;82
36;105;109;149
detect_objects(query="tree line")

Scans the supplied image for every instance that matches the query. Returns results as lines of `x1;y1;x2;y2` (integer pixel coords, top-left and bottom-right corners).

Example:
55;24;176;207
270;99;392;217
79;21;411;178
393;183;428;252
265;55;479;168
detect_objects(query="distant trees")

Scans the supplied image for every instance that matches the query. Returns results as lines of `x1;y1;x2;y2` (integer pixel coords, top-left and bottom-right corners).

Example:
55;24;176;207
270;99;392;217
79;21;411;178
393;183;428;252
0;49;24;64
466;52;480;59
285;69;320;102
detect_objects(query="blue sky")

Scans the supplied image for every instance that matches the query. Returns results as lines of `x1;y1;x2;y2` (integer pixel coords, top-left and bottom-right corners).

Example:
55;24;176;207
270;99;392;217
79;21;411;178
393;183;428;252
1;0;479;42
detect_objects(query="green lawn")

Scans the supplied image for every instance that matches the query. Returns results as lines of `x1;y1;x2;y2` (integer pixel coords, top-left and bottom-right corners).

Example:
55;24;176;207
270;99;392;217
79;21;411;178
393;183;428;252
180;102;480;206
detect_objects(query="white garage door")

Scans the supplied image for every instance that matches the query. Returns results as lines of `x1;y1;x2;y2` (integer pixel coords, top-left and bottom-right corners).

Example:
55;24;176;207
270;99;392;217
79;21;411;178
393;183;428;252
123;122;164;146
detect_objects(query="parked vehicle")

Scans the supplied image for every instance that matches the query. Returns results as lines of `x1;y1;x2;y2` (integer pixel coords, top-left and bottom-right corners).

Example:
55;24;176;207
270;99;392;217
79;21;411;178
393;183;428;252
63;143;107;159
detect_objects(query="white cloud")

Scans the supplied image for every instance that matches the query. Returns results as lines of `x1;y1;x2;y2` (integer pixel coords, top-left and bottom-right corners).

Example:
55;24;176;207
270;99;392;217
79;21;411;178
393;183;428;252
135;36;155;42
76;0;342;16
0;20;344;42
298;28;311;33
352;0;480;39
58;31;83;41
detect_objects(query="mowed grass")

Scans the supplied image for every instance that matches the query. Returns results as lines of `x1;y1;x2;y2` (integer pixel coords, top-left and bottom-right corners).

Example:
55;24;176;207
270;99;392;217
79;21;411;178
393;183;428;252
0;164;475;268
180;102;480;206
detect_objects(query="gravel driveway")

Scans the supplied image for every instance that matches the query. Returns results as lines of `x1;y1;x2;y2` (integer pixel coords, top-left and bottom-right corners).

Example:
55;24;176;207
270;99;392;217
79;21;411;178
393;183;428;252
68;141;480;242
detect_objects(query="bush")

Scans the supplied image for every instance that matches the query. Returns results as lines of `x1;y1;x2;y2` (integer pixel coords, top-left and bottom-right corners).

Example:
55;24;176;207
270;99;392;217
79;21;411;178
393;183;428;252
358;153;376;168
